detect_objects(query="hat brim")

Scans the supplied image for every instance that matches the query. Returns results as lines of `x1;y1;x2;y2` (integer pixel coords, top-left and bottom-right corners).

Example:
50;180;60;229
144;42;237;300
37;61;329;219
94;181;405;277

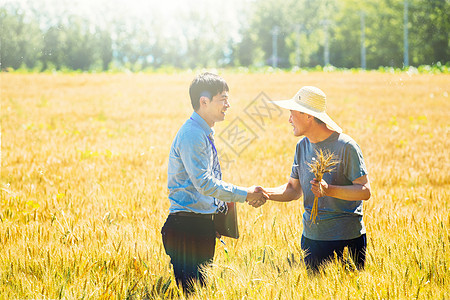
270;99;343;133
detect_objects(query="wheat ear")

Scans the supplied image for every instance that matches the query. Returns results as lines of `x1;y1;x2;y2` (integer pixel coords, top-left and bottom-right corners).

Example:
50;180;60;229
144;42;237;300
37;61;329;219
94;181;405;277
307;149;338;224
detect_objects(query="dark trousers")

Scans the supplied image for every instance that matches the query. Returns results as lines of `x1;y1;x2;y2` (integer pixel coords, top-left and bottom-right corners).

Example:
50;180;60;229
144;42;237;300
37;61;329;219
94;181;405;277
301;234;367;271
161;214;216;292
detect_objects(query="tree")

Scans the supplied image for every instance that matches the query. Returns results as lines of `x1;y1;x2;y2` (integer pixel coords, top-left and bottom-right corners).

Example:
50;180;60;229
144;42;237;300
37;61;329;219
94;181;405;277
97;28;113;71
364;0;404;68
42;25;66;70
233;30;257;66
177;3;234;68
1;0;448;71
63;16;97;71
248;0;291;67
409;0;450;65
329;0;363;68
0;7;43;70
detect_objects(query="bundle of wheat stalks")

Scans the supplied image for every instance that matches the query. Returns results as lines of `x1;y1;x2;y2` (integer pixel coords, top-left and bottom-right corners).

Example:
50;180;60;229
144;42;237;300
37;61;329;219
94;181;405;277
308;149;339;224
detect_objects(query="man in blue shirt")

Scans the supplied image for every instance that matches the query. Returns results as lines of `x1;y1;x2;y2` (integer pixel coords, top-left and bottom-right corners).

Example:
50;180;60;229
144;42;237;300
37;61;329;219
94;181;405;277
161;72;267;293
262;86;371;272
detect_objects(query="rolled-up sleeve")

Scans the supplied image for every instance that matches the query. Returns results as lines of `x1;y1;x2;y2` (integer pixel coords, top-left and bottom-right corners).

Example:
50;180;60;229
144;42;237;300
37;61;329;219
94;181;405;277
178;131;247;203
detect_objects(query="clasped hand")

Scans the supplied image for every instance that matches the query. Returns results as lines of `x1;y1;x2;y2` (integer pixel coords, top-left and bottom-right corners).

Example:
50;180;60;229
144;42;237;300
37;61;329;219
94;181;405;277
246;186;269;208
310;178;328;197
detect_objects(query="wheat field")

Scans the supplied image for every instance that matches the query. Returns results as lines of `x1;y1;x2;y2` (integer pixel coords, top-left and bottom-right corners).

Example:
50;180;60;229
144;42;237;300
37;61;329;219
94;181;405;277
1;71;449;299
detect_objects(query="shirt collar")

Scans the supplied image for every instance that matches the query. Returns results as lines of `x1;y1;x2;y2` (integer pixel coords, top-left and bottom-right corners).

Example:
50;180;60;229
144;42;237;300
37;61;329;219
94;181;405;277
191;111;214;136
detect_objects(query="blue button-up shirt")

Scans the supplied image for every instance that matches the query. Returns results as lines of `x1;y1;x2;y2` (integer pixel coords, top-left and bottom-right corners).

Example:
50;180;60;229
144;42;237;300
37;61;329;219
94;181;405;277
167;112;248;214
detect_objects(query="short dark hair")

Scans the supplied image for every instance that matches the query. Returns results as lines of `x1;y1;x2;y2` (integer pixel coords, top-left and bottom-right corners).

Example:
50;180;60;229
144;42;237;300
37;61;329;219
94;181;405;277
301;112;325;125
189;72;229;111
314;117;325;125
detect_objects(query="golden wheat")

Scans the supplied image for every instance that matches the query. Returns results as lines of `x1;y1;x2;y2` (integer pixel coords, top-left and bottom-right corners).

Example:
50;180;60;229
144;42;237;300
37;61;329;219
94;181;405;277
0;71;449;299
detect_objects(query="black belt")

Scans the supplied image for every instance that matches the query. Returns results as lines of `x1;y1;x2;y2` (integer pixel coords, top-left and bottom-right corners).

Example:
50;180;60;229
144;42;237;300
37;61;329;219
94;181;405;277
170;211;215;220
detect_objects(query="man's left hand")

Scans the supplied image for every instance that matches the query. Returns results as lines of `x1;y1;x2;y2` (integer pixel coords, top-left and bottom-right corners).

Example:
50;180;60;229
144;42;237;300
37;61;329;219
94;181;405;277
310;178;328;197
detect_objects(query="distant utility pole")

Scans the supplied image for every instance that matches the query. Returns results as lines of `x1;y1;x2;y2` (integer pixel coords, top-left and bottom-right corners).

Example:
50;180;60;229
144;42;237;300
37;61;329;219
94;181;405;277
360;11;366;69
403;0;409;67
321;19;330;66
271;26;279;68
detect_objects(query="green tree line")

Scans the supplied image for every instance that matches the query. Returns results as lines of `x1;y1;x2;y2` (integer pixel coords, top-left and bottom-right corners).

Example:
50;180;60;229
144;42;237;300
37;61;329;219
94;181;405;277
0;0;448;71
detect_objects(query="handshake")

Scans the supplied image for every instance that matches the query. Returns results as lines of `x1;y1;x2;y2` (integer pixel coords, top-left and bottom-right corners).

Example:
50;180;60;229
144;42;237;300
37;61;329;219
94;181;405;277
245;186;269;208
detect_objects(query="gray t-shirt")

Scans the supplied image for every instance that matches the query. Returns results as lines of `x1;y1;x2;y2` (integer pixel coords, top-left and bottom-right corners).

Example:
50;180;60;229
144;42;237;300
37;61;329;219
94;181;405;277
291;132;368;241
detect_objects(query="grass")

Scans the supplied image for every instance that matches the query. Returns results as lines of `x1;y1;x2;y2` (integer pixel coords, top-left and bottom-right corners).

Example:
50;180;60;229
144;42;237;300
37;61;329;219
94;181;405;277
0;71;449;299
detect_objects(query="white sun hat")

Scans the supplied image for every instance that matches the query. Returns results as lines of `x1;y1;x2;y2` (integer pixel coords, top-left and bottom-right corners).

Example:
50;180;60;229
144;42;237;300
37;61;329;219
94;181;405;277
271;86;342;133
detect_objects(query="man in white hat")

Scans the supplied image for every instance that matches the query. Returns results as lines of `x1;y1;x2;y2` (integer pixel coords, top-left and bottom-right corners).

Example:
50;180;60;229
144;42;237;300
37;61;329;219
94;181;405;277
262;86;371;271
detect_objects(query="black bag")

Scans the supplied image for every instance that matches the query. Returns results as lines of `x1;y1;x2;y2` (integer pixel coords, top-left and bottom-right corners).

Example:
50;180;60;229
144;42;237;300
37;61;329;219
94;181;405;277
214;202;239;239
